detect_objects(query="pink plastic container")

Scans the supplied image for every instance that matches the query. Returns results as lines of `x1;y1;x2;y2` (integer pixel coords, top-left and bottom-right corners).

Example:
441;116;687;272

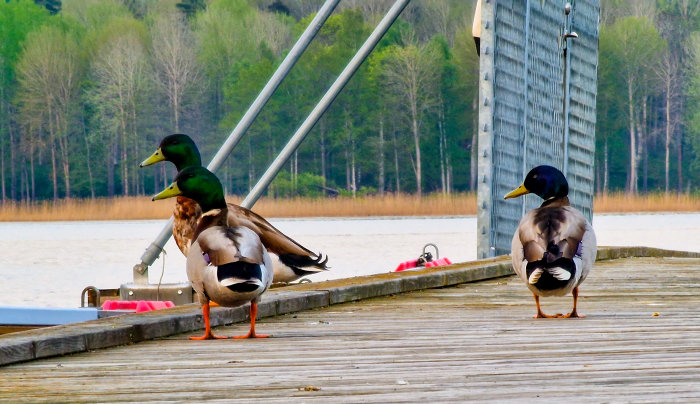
102;300;175;313
394;257;452;272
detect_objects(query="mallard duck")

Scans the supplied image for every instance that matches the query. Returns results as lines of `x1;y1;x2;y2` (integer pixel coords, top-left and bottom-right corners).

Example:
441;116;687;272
153;166;273;339
140;134;328;283
504;165;597;318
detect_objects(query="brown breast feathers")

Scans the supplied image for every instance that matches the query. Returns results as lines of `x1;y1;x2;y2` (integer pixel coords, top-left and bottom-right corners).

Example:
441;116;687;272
172;196;202;256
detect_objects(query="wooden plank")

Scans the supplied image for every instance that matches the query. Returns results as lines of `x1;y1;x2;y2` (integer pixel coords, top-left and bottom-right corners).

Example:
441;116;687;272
1;256;699;402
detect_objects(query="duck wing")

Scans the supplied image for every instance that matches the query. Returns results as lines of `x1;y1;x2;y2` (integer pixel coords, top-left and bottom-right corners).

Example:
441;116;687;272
227;203;328;272
197;226;264;266
577;221;597;285
173;197;328;272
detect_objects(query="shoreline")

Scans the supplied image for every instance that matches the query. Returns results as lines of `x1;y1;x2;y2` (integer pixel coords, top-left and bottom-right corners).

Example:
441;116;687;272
2;210;700;224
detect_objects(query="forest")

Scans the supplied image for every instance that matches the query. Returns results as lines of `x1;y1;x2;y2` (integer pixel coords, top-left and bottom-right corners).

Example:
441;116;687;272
0;0;699;202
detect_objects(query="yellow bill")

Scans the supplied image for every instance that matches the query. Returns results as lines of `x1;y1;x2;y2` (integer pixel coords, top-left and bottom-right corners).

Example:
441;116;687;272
140;148;165;167
152;182;182;201
504;183;530;199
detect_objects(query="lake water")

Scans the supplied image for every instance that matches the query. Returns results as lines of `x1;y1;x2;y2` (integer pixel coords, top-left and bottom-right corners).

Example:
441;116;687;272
1;213;699;308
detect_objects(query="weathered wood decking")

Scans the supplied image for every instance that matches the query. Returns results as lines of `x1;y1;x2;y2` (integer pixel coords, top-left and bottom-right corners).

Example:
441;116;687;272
1;249;700;402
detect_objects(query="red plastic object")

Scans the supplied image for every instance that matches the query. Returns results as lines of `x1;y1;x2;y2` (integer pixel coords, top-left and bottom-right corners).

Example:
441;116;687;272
394;257;453;272
102;300;175;313
424;257;452;268
394;259;419;272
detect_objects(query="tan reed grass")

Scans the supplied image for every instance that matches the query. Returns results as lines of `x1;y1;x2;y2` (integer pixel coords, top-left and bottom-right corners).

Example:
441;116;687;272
0;193;476;222
593;192;700;213
0;197;173;222
0;192;698;222
251;193;478;218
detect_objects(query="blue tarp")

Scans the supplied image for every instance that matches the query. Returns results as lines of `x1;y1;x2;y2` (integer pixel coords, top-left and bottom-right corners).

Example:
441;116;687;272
0;306;98;326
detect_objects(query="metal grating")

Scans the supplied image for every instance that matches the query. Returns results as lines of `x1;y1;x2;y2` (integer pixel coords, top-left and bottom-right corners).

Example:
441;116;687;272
477;0;600;258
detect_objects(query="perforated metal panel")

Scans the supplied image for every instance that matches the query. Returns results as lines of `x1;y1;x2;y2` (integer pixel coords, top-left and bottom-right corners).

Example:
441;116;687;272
476;0;600;258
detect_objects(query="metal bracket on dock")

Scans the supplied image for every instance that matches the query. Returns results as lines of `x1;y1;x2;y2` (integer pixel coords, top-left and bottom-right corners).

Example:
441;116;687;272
133;263;149;284
80;286;101;308
119;282;194;306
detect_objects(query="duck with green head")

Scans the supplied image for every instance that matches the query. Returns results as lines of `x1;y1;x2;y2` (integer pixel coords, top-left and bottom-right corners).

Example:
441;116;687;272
141;134;328;284
154;166;273;339
504;165;597;319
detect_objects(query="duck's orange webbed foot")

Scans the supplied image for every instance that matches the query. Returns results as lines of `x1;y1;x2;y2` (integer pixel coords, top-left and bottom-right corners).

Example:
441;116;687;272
232;301;269;339
190;332;229;340
556;287;585;318
189;302;229;340
532;294;561;318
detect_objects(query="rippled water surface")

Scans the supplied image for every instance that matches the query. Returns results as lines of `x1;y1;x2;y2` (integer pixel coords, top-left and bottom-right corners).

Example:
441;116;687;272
1;213;698;308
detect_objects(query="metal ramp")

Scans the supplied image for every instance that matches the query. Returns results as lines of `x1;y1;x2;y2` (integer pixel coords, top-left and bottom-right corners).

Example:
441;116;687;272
476;0;600;258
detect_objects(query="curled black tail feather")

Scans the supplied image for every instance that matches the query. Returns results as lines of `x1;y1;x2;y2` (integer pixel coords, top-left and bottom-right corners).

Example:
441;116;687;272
279;252;329;275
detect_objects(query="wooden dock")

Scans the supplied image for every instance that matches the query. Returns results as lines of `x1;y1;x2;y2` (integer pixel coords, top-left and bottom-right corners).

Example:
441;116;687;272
1;248;700;402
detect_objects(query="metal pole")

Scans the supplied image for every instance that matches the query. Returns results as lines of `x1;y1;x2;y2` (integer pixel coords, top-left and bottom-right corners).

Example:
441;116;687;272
241;0;411;209
133;0;341;280
562;2;576;178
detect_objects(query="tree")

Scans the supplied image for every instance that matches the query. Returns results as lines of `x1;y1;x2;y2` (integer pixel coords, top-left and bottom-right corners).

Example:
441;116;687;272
88;17;149;196
0;0;50;200
193;0;259;122
318;9;371;197
657;0;700;192
602;16;665;194
596;27;626;194
151;12;201;132
379;35;441;197
452;22;480;191
16;24;80;199
368;47;392;195
654;45;681;194
684;32;700;180
222;44;278;191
